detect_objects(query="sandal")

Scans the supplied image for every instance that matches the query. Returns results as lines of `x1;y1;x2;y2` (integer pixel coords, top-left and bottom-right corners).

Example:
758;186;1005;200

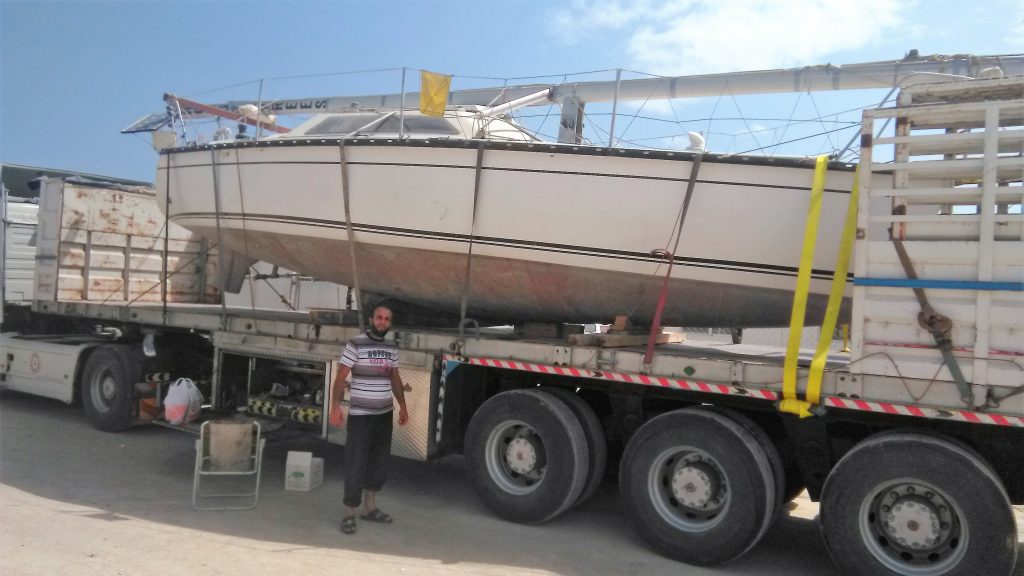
360;509;393;524
341;516;357;535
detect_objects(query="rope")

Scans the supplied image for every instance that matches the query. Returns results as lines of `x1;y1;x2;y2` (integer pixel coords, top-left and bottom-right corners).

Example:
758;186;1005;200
458;143;486;342
210;149;229;329
642;153;704;371
161;160;171;324
233;144;256;312
339;142;365;331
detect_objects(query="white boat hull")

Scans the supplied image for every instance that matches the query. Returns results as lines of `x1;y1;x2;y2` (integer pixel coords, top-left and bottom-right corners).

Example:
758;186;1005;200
159;139;863;327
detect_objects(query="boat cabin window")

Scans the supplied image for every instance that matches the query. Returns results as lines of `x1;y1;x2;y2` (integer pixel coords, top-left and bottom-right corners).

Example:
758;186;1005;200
305;113;458;136
401;116;460;135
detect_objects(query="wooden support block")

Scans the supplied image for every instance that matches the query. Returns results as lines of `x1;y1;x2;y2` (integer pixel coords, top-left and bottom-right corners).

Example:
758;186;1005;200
609;315;632;333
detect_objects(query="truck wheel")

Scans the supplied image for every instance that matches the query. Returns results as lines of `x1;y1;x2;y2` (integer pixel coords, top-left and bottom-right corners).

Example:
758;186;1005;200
619;408;776;566
465;389;589;524
697;406;784;528
539;387;607;507
81;345;142;432
820;432;1018;576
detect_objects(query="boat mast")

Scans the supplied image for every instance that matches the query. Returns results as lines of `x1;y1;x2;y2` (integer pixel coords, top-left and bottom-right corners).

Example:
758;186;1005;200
212;52;1023;113
139;53;1024;144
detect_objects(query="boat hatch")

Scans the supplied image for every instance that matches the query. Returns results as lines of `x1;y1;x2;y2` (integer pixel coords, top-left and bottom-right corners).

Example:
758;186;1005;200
298;113;460;137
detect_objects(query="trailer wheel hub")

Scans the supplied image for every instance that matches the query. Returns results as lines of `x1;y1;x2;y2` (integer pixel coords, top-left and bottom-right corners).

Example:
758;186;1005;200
882;495;943;549
100;375;117;400
506;436;539;475
672;461;719;509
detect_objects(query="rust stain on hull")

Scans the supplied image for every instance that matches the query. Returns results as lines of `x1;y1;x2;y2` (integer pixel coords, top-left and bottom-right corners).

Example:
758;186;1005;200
202;227;844;327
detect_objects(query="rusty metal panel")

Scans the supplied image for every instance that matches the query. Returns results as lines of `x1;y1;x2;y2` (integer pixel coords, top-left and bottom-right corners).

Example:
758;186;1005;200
41;180;222;305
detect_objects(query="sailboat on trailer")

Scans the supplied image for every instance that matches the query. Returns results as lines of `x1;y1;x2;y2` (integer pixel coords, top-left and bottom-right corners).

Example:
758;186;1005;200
133;53;1022;327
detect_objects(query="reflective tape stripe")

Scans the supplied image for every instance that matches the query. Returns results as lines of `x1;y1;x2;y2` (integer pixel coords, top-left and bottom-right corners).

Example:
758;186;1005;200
445;354;1023;428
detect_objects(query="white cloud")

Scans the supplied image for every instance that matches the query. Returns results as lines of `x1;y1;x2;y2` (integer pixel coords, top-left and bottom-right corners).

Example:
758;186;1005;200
1011;10;1024;49
548;0;910;75
548;0;656;45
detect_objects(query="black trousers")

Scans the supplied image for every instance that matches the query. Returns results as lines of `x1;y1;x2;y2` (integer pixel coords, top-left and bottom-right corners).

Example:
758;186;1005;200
343;412;394;508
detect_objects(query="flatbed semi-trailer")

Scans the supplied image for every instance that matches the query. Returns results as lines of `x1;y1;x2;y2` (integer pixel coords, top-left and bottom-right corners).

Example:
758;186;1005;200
2;76;1022;575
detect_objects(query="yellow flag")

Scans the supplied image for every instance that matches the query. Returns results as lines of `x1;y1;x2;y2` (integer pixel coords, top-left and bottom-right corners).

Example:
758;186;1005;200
420;70;452;117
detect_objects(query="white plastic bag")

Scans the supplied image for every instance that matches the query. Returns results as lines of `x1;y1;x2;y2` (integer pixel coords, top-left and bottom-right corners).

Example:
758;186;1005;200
164;378;203;425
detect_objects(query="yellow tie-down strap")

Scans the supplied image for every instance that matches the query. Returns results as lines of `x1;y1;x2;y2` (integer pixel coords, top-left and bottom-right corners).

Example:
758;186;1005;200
780;160;859;418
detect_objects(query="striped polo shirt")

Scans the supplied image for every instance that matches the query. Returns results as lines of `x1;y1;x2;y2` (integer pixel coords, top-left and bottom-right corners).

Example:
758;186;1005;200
341;333;398;416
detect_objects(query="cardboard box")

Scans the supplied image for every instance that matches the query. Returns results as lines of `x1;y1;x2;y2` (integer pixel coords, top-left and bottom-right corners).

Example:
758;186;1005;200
137;397;159;421
209;421;253;470
285;451;324;491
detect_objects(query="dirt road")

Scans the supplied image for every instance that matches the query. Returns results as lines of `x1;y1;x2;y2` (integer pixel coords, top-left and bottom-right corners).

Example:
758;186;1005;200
2;392;1021;575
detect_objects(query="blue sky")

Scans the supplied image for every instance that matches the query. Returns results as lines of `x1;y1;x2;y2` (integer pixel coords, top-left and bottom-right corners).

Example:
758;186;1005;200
2;0;1022;183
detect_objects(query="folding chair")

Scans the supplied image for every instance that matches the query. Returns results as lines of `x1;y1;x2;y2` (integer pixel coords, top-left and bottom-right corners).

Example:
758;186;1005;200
192;420;266;510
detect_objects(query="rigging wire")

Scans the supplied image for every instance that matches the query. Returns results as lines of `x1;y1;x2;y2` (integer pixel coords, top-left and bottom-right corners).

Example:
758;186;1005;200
807;91;838;154
512;111;862;125
532;74;569;138
171;64;895;160
730;124;856;156
727;89;765;154
704;82;728;150
615;76;670;146
770;93;803;156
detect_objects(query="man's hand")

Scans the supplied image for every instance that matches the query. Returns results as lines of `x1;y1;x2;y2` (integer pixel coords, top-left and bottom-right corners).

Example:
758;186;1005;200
398;405;409;426
329;405;344;427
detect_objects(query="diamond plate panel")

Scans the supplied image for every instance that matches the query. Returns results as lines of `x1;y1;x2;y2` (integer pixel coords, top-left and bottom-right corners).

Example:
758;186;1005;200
327;365;434;461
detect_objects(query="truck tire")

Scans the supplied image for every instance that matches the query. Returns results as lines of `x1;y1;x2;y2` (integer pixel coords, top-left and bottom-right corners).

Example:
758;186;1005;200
81;345;143;432
619;408;776;566
697;406;784;529
820;432;1018;576
465;389;589;524
775;436;807;504
539;387;607;507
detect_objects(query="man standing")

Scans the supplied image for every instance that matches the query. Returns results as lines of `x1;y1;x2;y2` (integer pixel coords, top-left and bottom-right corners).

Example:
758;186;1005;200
329;305;408;535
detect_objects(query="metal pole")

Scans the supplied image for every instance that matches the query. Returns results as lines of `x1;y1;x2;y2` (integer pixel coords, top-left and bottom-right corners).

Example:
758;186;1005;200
161;155;171;325
255;79;265;140
608;68;621;147
339;143;365;332
210;149;229;330
398;67;407;141
836;86;897;159
0;177;7;327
